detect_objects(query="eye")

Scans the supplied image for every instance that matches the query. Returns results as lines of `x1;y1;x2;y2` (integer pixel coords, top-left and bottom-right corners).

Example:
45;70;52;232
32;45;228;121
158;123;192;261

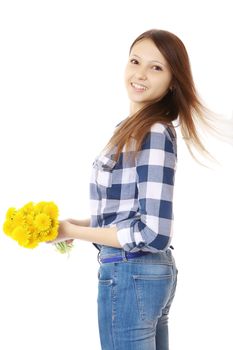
152;65;163;71
130;58;139;64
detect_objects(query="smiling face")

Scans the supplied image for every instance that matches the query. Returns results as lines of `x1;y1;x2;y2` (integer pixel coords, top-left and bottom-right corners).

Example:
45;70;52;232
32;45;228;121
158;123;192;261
125;38;173;114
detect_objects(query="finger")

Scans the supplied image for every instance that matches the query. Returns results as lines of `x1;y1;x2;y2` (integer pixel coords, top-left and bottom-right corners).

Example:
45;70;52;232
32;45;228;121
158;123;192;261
66;239;74;244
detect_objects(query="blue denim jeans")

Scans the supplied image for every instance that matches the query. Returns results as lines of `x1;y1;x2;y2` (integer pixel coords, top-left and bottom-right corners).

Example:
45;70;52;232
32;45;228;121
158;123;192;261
97;246;178;350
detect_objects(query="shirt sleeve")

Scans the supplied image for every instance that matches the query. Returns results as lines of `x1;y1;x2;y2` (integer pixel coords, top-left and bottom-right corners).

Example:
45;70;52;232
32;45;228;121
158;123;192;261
116;123;177;253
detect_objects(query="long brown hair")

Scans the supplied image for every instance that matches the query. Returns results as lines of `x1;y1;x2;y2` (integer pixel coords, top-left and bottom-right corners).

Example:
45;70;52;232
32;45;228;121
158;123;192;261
103;29;229;163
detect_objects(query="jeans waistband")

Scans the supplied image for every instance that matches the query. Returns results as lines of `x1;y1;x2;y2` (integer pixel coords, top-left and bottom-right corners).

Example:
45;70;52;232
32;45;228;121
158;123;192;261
98;245;174;264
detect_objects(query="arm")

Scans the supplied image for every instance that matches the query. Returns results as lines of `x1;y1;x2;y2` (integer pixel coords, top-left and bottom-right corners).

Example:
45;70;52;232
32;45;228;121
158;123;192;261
58;217;120;247
116;123;177;253
56;220;121;248
67;218;91;227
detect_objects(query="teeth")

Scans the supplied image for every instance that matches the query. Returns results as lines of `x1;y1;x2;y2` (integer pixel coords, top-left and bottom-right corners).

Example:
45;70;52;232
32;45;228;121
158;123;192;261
131;83;147;90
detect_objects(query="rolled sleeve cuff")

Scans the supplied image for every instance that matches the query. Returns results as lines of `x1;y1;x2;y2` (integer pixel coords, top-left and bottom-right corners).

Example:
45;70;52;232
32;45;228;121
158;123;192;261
116;221;146;252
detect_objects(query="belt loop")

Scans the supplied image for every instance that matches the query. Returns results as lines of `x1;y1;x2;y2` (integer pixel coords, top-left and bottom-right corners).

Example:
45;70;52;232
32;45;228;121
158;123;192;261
121;250;128;262
97;251;101;264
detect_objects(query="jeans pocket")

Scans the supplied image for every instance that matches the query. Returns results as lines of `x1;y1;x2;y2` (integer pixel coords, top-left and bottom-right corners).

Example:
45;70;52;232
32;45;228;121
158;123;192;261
133;273;173;323
98;279;113;286
98;272;113;304
98;265;114;286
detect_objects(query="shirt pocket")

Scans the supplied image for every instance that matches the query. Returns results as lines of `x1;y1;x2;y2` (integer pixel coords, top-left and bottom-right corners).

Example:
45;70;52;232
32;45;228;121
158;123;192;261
92;154;116;188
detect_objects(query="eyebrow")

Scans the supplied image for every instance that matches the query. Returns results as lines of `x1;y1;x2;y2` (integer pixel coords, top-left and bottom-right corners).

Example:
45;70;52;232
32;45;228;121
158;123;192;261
130;54;166;67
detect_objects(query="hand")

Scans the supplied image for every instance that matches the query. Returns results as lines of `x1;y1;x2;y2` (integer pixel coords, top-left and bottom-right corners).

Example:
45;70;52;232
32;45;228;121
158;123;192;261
47;220;73;244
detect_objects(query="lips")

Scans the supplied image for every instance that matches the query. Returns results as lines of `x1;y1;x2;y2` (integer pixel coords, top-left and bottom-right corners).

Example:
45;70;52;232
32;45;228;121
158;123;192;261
131;82;147;91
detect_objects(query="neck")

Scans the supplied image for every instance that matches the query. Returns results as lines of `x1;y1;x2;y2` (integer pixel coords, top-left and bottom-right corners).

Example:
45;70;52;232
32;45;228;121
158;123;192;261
129;102;144;116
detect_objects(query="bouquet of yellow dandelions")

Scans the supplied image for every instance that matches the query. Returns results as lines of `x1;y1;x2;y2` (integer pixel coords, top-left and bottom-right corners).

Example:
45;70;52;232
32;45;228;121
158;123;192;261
2;201;73;254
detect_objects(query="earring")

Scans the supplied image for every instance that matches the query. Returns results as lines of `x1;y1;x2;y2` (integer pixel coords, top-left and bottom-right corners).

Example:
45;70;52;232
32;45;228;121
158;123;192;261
169;86;175;95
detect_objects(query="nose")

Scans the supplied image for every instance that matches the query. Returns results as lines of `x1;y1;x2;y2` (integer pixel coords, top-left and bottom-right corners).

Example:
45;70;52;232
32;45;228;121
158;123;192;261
135;66;147;80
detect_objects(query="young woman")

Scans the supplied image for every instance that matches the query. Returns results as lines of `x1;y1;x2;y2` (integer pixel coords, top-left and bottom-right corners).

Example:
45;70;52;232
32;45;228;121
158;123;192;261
52;29;219;349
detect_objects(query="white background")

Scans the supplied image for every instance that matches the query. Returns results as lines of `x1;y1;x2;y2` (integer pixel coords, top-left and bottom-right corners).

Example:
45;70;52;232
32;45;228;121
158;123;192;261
0;1;232;349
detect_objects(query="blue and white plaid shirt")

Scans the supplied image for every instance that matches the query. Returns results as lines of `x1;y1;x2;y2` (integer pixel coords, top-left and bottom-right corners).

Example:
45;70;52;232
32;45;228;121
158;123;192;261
89;122;177;253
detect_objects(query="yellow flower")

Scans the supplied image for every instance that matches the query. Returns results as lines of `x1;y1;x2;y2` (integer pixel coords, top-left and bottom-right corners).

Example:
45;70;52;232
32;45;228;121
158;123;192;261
37;229;49;242
24;240;39;249
46;226;58;241
25;214;34;226
31;229;40;242
51;218;59;231
13;211;25;228
34;213;51;231
6;207;16;220
43;202;59;220
34;202;47;214
3;201;72;254
3;220;14;236
12;226;30;247
20;202;34;215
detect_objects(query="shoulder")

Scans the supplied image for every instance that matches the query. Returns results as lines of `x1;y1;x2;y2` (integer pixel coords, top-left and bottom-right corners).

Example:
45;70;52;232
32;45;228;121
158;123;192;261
145;122;177;144
150;122;177;141
141;122;177;157
150;122;167;133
